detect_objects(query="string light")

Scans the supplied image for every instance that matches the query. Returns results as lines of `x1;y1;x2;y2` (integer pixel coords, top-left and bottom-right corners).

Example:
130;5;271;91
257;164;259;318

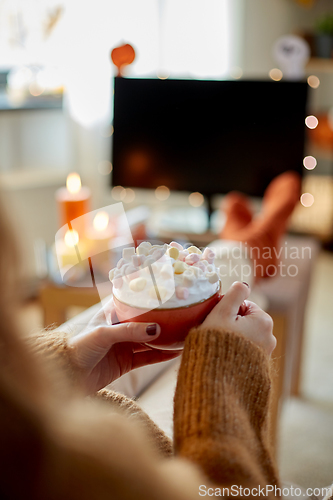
303;156;317;170
305;115;318;129
155;186;170;201
189;192;204;207
269;68;283;81
300;193;314;207
307;75;320;89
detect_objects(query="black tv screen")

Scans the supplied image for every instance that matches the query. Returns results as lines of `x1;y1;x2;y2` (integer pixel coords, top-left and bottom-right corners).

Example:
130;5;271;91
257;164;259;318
111;77;308;197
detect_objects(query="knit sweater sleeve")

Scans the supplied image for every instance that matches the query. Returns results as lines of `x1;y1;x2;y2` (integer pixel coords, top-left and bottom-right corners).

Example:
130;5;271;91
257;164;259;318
173;327;279;492
25;328;173;458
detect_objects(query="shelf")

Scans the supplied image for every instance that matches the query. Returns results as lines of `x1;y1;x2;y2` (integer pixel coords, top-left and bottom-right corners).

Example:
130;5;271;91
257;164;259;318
306;58;333;74
0;168;69;191
0;92;63;111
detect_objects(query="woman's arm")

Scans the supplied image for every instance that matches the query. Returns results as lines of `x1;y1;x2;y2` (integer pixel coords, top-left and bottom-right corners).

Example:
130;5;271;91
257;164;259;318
27;299;180;395
173;282;279;494
174;328;278;490
25;327;174;458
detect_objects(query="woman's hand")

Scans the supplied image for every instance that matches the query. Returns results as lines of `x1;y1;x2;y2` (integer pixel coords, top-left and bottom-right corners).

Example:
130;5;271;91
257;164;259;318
69;299;180;394
202;281;276;355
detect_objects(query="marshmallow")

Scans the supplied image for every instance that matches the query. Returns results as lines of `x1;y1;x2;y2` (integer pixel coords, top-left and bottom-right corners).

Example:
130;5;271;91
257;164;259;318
193;261;206;272
151;249;166;262
129;277;147;292
178;250;189;262
173;261;188;274
191;266;204;278
149;285;168;300
139;241;152;249
131;254;145;267
202;247;215;264
176;286;189;300
170;241;183;250
151;262;160;276
207;271;219;284
122;247;135;260
167;247;179;260
201;260;209;266
143;257;155;272
160;264;173;280
109;268;116;281
117;257;126;269
149;245;163;254
185;253;200;265
136;242;151;256
183;269;195;287
187;245;202;255
113;277;123;289
206;264;214;273
123;265;141;281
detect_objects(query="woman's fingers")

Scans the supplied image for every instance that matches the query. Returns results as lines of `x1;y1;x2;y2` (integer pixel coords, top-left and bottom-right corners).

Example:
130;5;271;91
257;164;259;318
203;282;250;328
219;282;251;317
91;322;161;350
131;349;181;371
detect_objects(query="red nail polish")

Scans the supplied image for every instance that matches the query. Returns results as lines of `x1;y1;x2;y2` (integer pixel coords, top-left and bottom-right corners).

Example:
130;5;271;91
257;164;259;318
243;282;250;288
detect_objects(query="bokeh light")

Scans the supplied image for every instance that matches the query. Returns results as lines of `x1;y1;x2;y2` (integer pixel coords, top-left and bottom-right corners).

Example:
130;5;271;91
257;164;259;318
230;66;243;79
307;75;320;89
303;156;317;170
269;68;283;81
123;188;136;203
98;160;113;175
93;211;109;231
100;125;114;138
305;115;318;129
66;173;81;194
300;193;314;207
155;185;170;201
29;82;44;96
189;192;204;207
64;229;79;247
111;185;126;200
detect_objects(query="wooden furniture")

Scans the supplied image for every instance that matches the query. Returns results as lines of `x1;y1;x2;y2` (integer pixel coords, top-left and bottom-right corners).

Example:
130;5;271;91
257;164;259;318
269;313;287;448
39;282;100;328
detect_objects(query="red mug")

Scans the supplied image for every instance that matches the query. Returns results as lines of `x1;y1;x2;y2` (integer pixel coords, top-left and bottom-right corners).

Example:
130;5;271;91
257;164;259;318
113;284;222;350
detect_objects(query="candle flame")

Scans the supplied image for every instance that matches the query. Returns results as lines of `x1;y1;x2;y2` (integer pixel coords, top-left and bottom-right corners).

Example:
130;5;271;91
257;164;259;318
64;229;79;247
66;173;81;194
93;211;109;232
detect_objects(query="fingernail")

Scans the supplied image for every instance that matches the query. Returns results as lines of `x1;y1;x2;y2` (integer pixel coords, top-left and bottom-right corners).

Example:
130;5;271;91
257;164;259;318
243;282;250;288
146;324;158;336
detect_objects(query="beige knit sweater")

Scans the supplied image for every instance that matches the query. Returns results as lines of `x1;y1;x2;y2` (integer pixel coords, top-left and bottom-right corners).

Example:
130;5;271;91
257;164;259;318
0;326;279;499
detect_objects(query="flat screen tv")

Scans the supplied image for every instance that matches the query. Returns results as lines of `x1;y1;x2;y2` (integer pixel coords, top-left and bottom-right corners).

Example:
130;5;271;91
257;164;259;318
111;77;308;204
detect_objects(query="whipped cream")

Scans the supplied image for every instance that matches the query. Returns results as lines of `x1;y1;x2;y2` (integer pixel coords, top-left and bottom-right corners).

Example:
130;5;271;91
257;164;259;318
109;241;220;310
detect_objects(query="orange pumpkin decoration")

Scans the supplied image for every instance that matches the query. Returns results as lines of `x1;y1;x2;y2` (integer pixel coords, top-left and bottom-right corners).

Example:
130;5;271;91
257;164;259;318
111;43;136;76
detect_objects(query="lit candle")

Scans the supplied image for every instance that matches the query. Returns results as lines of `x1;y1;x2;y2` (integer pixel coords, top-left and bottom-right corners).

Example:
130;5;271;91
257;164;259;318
54;228;90;283
86;211;114;254
55;229;81;270
55;173;91;234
